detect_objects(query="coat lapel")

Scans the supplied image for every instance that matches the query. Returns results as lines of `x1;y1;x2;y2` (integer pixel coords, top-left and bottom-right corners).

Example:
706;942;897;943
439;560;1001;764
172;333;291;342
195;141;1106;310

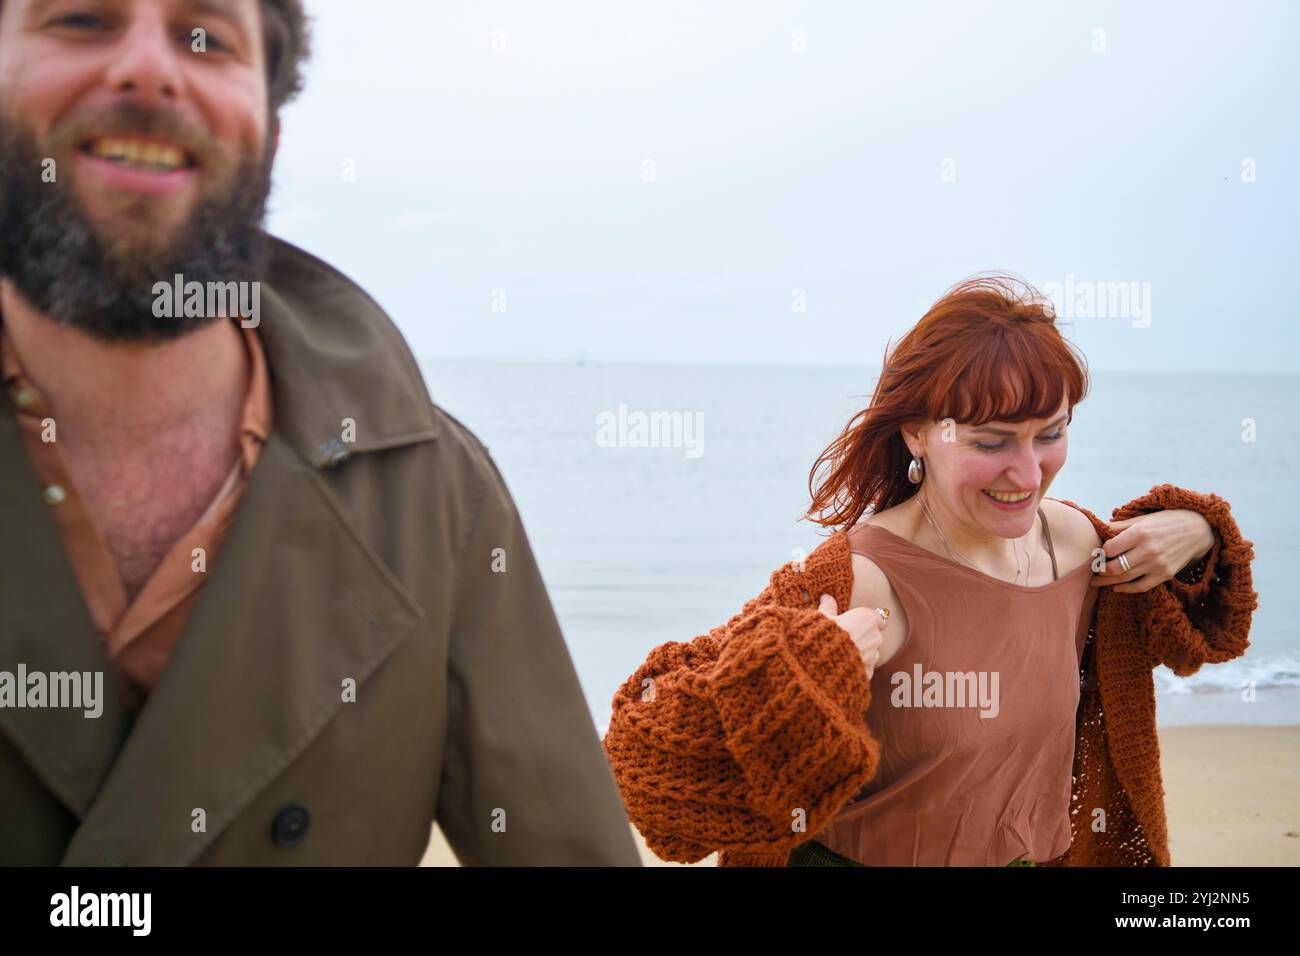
59;432;427;865
2;234;442;863
0;411;130;818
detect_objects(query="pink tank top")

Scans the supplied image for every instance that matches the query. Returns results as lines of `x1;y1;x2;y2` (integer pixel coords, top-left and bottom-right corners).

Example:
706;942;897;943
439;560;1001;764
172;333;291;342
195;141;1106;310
812;507;1094;866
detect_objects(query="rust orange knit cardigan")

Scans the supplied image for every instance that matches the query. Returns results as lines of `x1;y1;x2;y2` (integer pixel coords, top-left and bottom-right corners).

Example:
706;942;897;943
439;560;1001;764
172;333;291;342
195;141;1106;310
602;485;1257;866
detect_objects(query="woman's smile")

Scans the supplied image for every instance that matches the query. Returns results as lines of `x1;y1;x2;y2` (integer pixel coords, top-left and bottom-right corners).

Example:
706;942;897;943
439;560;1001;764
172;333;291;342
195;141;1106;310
981;488;1037;510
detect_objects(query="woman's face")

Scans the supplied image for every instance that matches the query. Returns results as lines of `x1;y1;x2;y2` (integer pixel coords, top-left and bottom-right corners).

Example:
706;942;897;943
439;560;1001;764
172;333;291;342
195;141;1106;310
904;396;1071;539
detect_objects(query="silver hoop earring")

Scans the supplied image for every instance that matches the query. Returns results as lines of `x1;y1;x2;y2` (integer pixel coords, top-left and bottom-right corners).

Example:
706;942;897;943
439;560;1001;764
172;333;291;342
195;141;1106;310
907;456;924;484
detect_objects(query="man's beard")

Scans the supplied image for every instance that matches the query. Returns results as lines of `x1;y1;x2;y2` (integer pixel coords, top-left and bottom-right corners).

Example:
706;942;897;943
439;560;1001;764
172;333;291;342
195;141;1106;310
0;103;275;342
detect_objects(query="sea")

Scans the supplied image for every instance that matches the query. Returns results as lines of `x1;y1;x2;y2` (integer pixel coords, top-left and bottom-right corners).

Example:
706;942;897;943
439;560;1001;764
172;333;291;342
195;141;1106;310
419;358;1300;730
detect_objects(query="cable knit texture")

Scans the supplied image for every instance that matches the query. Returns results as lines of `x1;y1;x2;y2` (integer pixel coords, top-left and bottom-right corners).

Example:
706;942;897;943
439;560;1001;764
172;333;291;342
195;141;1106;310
602;485;1257;866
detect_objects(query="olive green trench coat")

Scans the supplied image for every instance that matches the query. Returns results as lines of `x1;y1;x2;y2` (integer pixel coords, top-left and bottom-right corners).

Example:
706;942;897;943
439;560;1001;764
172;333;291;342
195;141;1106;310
0;235;642;866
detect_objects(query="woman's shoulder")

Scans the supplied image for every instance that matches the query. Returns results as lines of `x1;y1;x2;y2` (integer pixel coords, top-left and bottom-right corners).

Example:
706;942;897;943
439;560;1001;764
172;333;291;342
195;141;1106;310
844;511;908;610
1041;497;1103;569
848;504;914;540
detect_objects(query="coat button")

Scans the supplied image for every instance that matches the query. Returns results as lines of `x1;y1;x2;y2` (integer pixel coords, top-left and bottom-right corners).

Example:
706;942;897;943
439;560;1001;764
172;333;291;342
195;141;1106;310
271;803;310;848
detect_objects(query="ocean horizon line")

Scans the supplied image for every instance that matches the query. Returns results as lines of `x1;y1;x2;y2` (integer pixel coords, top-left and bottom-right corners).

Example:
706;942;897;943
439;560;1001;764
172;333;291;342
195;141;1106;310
418;355;1300;380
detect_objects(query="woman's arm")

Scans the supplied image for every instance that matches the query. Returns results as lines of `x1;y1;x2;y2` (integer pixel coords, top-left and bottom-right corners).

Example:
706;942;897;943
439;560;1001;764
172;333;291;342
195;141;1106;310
602;585;881;864
1109;485;1257;674
1050;487;1256;674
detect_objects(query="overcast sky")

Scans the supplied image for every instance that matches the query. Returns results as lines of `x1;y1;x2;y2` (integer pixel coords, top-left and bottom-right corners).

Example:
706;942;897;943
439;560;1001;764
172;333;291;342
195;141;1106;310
265;0;1298;375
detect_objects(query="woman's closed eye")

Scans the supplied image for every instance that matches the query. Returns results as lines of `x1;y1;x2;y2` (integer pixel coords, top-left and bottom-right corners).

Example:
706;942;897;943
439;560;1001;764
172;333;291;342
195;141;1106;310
973;431;1065;453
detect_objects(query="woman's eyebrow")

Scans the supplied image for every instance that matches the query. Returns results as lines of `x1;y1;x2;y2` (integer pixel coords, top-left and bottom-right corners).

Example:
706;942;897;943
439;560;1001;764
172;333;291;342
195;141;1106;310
970;414;1068;436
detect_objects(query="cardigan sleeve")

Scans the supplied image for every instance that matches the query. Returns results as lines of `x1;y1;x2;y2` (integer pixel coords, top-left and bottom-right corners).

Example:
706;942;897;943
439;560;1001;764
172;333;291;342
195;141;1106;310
601;587;880;864
1112;484;1258;675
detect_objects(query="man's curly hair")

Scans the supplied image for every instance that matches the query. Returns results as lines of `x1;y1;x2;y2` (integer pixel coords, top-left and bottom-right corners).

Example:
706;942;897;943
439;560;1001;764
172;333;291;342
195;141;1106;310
0;0;312;115
261;0;312;113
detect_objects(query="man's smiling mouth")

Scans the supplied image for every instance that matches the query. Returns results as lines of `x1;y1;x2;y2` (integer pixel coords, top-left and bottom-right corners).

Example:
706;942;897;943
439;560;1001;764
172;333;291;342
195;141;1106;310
78;135;198;173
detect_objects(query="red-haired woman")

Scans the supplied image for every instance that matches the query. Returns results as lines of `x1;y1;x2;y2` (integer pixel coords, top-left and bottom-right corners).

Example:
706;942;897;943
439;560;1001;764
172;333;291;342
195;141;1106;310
602;274;1257;867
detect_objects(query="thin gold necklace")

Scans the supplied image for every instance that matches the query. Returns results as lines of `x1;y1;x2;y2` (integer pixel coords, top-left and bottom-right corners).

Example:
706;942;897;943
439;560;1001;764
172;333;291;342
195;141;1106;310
915;493;1035;585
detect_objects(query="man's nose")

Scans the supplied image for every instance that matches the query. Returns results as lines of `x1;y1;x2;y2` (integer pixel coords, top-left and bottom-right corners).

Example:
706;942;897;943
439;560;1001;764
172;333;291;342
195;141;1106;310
101;18;187;109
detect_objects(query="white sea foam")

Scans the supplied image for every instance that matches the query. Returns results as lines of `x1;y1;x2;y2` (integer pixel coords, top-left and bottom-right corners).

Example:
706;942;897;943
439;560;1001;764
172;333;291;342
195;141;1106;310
1156;653;1300;695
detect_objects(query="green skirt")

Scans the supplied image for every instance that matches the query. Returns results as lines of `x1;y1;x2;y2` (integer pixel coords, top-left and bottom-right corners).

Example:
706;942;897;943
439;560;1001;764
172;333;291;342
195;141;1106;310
786;839;1036;867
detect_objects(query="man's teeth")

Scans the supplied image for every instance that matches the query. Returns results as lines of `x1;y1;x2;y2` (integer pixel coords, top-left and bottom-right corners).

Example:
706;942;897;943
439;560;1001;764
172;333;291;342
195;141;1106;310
983;489;1034;503
88;137;189;171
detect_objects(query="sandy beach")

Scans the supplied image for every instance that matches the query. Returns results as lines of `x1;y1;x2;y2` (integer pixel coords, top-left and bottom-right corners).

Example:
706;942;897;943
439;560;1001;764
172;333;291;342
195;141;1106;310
419;724;1300;867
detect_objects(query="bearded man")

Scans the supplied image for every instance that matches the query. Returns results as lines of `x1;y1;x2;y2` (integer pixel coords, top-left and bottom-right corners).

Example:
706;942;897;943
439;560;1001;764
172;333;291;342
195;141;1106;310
0;0;640;866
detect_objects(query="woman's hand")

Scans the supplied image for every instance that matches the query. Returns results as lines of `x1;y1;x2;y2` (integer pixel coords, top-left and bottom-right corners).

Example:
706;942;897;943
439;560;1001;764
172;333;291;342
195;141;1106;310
818;593;888;678
1092;508;1216;593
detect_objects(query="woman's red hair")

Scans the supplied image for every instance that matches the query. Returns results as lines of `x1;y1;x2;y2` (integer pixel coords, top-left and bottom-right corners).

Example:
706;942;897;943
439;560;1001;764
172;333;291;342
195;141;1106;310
805;272;1091;531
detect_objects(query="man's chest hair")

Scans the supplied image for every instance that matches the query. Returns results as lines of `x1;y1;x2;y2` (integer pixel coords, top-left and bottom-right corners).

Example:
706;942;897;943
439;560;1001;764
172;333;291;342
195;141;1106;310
62;431;240;600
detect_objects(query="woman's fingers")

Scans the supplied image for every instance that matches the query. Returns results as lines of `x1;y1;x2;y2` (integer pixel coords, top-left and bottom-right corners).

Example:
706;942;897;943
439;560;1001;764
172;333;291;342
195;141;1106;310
818;593;838;618
1092;532;1151;587
1093;558;1140;586
1097;510;1212;590
818;594;891;676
